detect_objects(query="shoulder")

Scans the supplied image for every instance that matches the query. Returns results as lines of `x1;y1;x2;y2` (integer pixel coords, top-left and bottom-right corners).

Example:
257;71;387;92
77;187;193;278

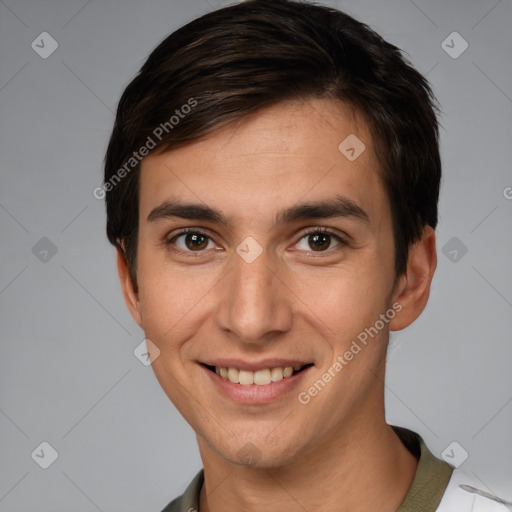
436;469;510;512
160;470;204;512
160;495;182;512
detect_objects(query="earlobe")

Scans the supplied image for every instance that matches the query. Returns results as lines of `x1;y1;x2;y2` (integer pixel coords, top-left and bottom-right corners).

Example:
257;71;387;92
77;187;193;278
116;246;143;328
389;226;437;332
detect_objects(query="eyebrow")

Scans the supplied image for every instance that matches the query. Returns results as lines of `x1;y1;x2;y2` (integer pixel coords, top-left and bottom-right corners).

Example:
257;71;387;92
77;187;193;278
147;195;369;227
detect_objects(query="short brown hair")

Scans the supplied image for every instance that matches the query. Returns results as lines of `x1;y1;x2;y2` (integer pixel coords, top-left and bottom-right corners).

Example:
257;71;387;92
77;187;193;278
104;0;441;289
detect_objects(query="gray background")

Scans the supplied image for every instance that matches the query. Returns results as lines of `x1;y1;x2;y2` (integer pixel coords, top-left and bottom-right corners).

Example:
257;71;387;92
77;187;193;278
1;0;511;510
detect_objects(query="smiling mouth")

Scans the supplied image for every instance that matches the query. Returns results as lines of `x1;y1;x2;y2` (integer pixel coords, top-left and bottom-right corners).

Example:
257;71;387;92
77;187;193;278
203;363;314;386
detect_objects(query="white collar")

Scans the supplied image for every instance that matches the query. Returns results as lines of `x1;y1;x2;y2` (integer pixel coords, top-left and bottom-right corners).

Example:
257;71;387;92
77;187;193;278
436;469;510;511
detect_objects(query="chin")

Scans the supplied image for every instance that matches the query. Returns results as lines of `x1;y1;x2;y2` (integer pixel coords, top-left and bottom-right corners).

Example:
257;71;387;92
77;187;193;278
211;432;307;469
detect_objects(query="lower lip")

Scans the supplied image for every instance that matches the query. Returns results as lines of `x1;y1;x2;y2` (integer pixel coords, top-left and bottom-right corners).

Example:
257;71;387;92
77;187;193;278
201;365;313;404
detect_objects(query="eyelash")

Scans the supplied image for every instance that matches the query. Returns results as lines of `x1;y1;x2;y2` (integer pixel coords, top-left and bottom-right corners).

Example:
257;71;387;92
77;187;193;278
164;226;348;255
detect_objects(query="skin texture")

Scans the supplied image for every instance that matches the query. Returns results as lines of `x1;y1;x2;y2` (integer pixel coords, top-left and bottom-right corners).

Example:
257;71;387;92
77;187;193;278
117;98;437;512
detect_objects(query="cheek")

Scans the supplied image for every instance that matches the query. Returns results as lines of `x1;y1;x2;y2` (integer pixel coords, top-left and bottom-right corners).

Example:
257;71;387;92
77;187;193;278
323;282;386;345
289;252;394;361
135;247;207;342
298;256;390;317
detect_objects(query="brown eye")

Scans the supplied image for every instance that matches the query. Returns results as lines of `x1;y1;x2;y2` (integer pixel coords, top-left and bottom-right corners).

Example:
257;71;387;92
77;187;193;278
295;229;343;252
168;230;215;252
184;233;208;250
308;232;331;251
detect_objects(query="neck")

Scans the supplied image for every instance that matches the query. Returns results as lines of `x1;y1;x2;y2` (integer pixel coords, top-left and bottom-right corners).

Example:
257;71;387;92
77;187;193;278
198;418;418;512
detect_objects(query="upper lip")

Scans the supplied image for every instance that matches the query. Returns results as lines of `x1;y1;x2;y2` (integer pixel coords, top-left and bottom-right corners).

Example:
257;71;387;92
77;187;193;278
201;359;313;371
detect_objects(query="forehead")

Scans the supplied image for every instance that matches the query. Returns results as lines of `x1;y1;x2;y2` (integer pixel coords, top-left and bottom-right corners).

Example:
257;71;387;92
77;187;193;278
138;98;388;229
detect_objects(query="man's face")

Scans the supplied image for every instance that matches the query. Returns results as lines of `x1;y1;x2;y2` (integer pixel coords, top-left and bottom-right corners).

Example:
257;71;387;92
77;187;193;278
129;99;401;466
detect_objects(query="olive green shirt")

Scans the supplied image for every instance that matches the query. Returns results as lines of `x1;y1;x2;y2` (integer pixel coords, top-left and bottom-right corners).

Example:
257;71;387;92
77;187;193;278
161;426;453;512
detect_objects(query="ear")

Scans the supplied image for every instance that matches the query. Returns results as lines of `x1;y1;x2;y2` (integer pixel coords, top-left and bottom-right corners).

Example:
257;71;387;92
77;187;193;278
389;226;437;332
116;246;143;328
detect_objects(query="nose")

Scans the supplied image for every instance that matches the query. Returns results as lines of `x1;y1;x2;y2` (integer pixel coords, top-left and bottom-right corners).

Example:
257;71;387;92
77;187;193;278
214;243;293;345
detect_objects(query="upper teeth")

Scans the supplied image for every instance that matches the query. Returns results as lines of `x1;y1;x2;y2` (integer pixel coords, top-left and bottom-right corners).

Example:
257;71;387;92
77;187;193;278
215;365;302;385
